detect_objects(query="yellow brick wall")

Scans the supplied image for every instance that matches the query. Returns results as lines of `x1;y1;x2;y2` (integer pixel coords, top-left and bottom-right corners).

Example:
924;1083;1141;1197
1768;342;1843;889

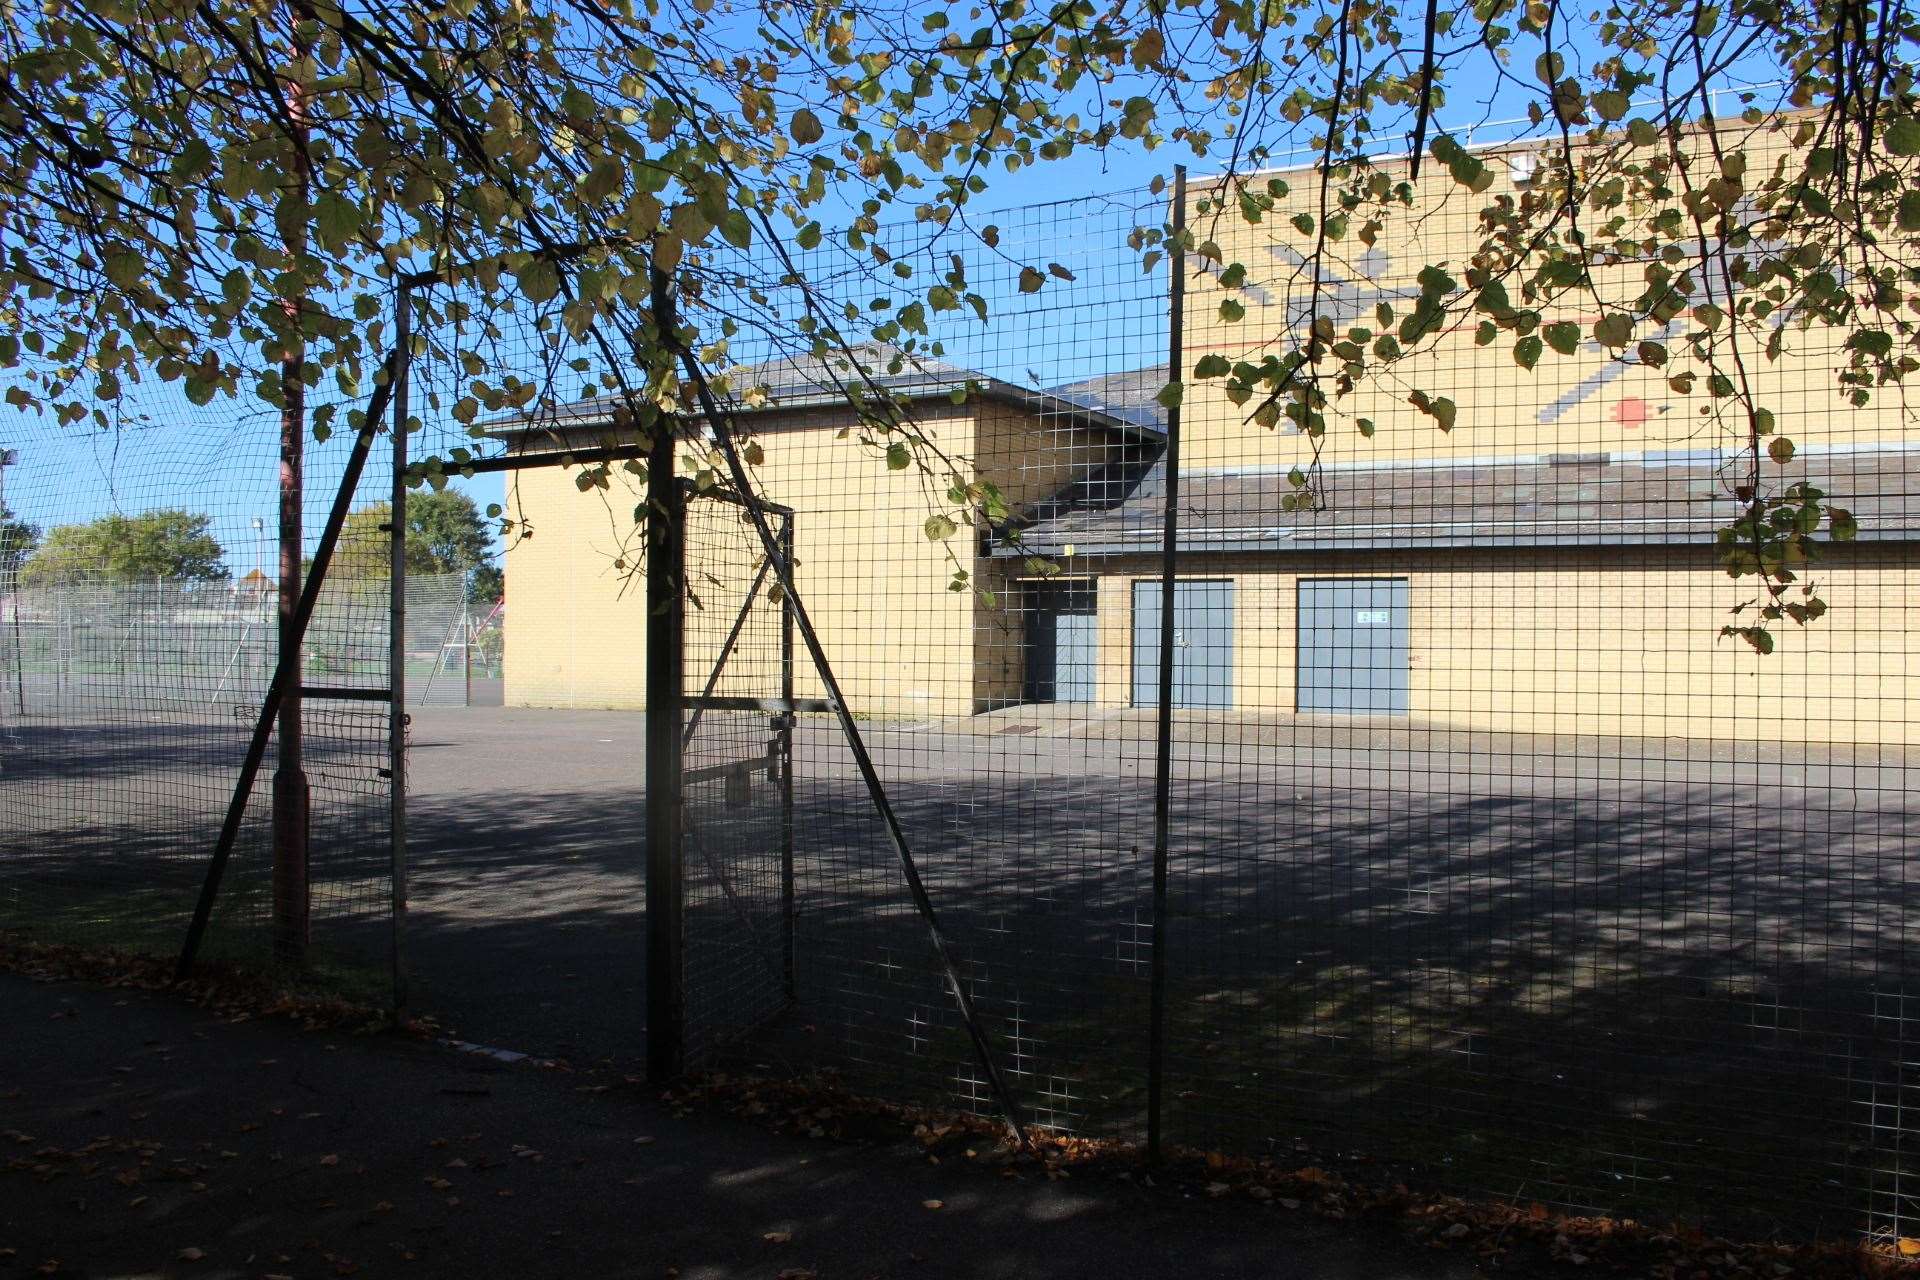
503;402;1135;718
1080;546;1920;744
502;461;653;709
740;404;977;718
1179;120;1912;476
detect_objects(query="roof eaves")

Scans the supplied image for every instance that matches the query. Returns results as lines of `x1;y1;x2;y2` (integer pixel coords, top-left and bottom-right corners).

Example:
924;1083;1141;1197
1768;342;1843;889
993;522;1920;557
481;375;1163;442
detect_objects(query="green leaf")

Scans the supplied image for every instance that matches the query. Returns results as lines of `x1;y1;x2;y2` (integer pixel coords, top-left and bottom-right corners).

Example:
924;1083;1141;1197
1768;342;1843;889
315;193;361;249
1768;436;1796;464
1017;266;1045;293
1155;381;1184;410
1218;299;1244;323
719;211;752;249
1514;335;1543;370
104;250;142;290
1193;353;1231;378
1849;329;1894;357
923;513;957;541
1900;191;1920;233
517;260;560;304
1593;90;1630;122
789;109;824;145
1725;625;1775;655
1448;152;1491;192
1593;313;1632;347
1544;322;1581;356
1885;118;1920;157
885;441;911;469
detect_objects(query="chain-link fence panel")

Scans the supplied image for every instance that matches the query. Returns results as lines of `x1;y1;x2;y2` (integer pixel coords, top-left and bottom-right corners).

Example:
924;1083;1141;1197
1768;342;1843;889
679;492;796;1064
588;169;1920;1242
0;397;401;990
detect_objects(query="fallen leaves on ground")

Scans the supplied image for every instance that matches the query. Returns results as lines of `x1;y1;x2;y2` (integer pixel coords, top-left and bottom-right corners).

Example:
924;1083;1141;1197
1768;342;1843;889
0;934;438;1037
659;1068;1919;1279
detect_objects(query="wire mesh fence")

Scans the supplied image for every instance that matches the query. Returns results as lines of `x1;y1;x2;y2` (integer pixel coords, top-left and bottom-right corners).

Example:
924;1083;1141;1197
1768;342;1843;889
679;491;796;1065
596;169;1915;1241
0;573;469;713
0;402;419;985
6;114;1917;1245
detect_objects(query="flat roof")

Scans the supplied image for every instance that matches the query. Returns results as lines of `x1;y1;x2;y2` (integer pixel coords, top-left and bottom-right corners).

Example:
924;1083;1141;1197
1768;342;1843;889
994;443;1920;557
484;343;1165;443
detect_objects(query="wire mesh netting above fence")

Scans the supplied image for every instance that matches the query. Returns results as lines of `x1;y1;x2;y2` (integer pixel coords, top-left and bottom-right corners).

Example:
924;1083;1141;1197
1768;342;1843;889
442;167;1920;1243
0;390;474;985
4;130;1917;1246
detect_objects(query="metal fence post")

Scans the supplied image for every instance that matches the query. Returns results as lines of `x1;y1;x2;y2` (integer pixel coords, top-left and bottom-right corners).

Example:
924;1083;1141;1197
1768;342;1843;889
779;510;797;1001
1;447;23;717
389;284;412;1014
645;425;687;1080
1146;165;1187;1164
462;599;473;706
659;271;1031;1152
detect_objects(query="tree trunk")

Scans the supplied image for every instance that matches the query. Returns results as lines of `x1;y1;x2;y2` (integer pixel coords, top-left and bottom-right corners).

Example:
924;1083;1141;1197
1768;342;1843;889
271;2;312;969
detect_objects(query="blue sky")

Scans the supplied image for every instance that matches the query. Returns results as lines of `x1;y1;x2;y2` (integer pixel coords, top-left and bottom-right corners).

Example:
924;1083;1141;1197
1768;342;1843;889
0;8;1786;573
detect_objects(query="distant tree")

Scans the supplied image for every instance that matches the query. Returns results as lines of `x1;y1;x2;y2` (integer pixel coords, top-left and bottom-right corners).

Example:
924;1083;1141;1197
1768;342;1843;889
335;491;501;606
334;505;433;580
0;505;38;580
409;491;493;578
20;510;228;586
468;563;504;609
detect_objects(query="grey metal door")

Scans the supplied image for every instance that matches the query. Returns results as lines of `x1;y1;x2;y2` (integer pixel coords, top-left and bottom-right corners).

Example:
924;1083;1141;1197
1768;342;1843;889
1131;580;1234;709
1025;580;1097;703
1295;578;1410;714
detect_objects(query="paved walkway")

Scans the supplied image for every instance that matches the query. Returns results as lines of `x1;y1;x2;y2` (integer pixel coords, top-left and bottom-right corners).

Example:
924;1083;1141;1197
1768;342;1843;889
0;972;1487;1280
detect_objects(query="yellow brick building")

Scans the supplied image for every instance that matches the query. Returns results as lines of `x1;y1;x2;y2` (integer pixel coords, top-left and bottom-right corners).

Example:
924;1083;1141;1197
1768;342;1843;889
504;119;1920;744
499;350;1149;718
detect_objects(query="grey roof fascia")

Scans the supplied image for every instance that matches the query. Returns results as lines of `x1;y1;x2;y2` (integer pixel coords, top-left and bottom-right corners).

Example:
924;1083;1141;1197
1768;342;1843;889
481;374;1162;443
991;523;1920;557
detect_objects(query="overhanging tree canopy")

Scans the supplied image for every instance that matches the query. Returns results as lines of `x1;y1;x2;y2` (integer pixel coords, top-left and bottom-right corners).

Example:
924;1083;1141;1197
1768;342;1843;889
1;0;1914;651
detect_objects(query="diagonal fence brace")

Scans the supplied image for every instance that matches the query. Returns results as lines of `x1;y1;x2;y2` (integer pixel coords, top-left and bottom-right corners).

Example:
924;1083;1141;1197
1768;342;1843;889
652;274;1033;1154
176;346;404;979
